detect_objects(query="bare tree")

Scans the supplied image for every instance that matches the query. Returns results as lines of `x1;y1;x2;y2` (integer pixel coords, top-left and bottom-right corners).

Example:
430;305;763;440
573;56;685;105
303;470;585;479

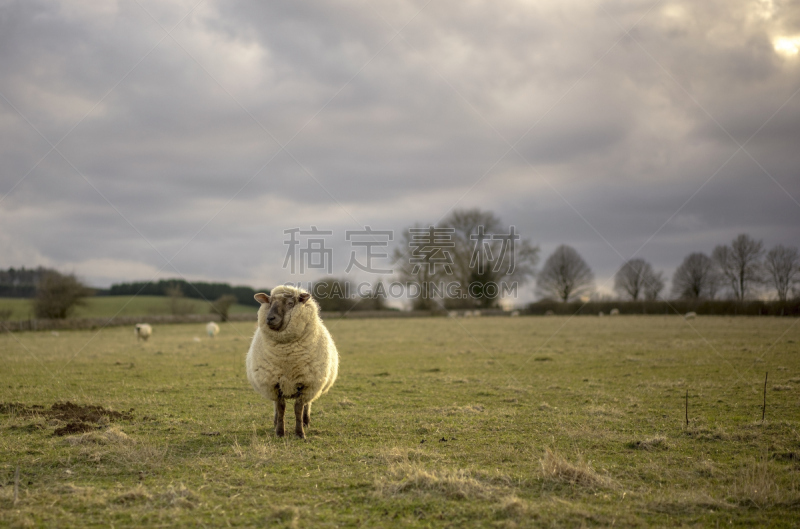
671;252;720;299
643;270;665;301
614;258;656;301
394;209;539;309
764;244;800;301
712;234;764;301
444;209;539;308
535;245;594;301
392;225;443;310
33;271;93;319
210;294;237;322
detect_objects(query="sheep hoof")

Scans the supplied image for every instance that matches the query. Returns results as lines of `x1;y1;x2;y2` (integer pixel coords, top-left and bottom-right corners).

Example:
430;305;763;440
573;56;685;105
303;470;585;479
295;428;306;439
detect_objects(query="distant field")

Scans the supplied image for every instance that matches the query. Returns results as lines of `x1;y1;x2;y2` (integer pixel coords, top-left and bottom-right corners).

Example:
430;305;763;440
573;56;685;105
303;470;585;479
0;296;255;320
0;316;798;527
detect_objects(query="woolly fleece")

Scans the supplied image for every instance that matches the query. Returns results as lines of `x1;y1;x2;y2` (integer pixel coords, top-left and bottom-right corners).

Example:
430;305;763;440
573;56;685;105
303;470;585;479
246;285;339;406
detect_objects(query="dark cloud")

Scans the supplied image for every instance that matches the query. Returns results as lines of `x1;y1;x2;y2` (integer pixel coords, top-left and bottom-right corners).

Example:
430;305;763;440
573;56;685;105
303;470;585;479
1;0;798;301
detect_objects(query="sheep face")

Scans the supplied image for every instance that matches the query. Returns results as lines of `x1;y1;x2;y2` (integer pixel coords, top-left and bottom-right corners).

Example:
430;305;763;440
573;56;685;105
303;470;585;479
255;287;312;335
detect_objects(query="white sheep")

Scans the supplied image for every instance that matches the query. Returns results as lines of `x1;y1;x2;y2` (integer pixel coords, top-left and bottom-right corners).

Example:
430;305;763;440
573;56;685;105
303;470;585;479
135;323;152;342
610;308;620;316
598;311;605;317
684;311;697;320
246;285;339;439
545;310;555;316
206;321;220;338
510;310;520;317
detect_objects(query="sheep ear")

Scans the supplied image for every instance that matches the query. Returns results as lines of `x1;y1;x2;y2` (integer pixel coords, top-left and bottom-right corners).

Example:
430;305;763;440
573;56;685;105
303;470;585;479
298;292;311;304
254;293;270;304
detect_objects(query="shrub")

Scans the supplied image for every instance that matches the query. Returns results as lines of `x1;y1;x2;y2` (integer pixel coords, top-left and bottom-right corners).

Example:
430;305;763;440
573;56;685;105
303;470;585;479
33;271;93;319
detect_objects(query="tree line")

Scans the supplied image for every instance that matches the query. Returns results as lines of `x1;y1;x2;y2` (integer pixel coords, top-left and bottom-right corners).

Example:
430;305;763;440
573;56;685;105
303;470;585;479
535;233;799;303
3;210;798;319
0;266;56;297
108;279;268;307
391;210;798;307
0;271;270;321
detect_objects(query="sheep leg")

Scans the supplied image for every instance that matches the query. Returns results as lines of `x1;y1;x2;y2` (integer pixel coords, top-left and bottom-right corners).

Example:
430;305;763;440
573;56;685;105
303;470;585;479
302;402;311;427
274;397;286;437
294;399;306;439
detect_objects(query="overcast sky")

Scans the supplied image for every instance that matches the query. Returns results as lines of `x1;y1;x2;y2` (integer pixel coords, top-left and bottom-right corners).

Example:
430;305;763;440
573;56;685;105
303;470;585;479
1;0;798;304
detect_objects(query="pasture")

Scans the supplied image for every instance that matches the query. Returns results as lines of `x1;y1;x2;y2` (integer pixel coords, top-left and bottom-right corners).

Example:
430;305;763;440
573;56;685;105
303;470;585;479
0;316;798;527
0;296;254;321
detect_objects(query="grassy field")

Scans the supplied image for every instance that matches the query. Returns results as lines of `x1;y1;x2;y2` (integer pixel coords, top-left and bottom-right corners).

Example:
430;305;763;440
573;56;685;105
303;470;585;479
0;296;255;320
0;315;798;527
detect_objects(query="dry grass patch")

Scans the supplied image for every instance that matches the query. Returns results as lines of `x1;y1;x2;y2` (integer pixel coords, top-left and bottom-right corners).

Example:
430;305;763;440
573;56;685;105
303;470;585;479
232;435;277;463
696;459;717;478
683;425;730;441
60;483;95;496
729;459;800;508
250;438;277;460
63;426;132;446
112;483;197;508
626;435;669;451
64;429;166;470
379;446;434;465
159;483;197;508
57;484;108;507
375;463;499;499
113;484;152;504
75;439;168;470
648;491;734;514
539;449;614;489
495;494;534;521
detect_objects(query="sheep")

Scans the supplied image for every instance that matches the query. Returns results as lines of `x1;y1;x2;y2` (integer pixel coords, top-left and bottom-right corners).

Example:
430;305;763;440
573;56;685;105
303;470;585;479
545;310;555;316
510;310;520;317
598;311;605;317
684;311;697;320
246;285;339;439
206;321;220;338
610;308;620;316
135;323;152;342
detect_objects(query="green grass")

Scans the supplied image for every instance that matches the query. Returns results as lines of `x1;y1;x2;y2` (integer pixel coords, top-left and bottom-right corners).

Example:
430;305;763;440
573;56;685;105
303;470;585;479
0;296;255;320
1;316;799;527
